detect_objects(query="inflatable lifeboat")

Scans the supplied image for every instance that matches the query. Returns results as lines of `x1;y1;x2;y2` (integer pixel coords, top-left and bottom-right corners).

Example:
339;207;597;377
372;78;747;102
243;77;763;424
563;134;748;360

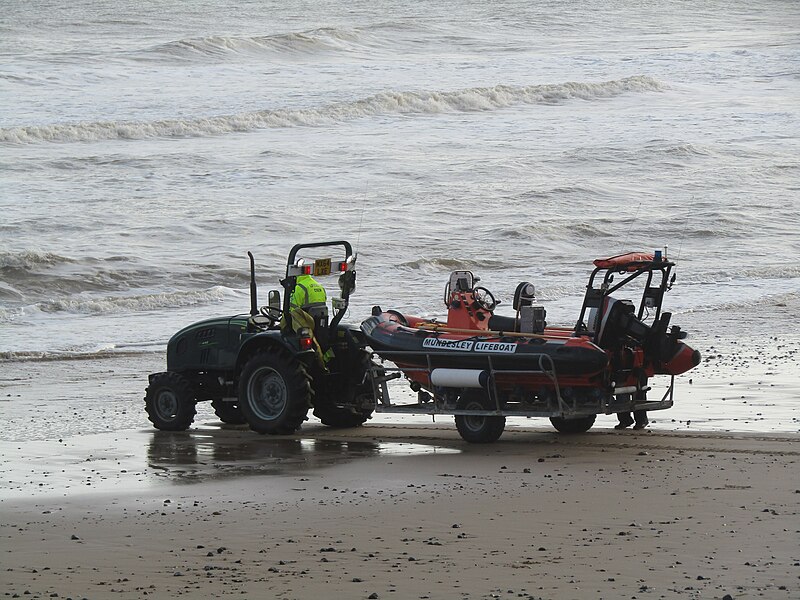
361;252;700;414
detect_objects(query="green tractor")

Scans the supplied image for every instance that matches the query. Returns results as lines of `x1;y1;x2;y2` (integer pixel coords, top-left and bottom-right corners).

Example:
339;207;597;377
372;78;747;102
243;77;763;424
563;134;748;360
144;241;377;434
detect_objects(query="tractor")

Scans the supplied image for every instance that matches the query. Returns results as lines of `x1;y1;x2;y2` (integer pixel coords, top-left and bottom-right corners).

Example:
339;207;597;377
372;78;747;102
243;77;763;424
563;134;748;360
144;241;377;434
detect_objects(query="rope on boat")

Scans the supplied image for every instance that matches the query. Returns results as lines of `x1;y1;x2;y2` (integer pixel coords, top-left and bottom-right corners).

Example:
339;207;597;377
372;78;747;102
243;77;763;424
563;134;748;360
414;322;572;340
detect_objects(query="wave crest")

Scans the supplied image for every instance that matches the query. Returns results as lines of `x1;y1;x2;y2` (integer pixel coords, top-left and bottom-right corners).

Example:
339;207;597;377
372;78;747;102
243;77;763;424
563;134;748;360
146;27;366;60
1;76;663;144
35;286;240;315
0;348;159;363
0;250;74;270
399;257;508;271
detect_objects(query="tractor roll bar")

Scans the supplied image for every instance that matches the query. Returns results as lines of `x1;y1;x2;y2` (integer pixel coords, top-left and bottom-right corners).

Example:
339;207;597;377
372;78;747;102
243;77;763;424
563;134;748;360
287;240;354;266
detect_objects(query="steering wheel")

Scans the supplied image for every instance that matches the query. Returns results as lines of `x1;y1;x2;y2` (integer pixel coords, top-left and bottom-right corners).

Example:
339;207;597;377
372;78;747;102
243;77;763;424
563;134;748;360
260;305;283;321
472;287;497;312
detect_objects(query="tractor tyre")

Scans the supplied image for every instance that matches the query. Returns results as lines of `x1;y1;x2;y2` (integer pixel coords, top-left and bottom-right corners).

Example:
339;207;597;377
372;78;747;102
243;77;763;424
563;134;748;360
313;403;373;428
144;372;197;431
454;390;505;443
238;348;312;435
550;415;596;434
211;399;247;425
313;351;375;428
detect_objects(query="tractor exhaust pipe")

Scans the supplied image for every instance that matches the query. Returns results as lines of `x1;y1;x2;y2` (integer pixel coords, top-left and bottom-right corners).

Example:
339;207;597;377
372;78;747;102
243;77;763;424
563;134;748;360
247;251;258;316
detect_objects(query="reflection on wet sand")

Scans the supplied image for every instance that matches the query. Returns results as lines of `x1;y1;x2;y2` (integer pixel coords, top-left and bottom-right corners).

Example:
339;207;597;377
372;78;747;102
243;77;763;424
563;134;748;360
0;423;461;500
146;426;459;484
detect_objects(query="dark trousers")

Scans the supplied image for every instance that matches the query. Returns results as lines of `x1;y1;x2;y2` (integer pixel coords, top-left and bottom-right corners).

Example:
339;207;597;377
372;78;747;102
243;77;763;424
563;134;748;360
617;410;647;425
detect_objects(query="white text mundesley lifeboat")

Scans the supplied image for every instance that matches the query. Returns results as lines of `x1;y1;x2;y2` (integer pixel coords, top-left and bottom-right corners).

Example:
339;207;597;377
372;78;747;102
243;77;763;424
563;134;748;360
360;252;700;411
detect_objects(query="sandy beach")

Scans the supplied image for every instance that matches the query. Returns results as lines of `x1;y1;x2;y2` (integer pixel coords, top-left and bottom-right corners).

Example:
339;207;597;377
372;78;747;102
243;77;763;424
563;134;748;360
2;423;797;600
2;294;798;599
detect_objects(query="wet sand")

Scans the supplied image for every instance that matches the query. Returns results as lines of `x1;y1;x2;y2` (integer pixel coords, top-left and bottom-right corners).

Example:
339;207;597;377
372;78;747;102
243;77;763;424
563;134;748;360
2;299;799;598
2;424;798;600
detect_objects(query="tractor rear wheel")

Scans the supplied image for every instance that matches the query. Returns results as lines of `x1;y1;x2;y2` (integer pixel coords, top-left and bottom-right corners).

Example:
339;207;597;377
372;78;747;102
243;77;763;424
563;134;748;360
211;399;247;425
313;351;375;428
239;348;312;434
550;415;596;434
144;372;197;431
313;403;373;428
454;390;505;443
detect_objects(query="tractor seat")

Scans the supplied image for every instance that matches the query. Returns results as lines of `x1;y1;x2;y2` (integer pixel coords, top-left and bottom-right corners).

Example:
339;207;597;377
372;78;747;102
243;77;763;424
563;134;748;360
303;302;329;332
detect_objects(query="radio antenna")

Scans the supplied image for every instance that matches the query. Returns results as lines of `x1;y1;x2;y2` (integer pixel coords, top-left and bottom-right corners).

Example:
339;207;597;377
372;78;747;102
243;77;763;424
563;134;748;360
622;201;642;252
355;192;367;257
676;210;690;261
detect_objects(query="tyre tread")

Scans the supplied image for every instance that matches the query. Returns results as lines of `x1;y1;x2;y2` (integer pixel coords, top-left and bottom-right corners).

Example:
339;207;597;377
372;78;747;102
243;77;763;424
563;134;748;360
239;346;312;435
144;372;197;431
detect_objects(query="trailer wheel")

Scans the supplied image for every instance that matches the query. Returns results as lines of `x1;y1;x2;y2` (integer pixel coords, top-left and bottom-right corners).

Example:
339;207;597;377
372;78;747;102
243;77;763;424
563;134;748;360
455;391;505;443
239;348;312;434
145;372;197;431
550;415;596;434
211;399;247;425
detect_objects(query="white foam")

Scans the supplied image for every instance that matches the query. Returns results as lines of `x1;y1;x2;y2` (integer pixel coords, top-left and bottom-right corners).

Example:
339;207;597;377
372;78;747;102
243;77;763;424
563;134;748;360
0;76;664;144
35;286;242;315
147;27;367;60
0;250;73;269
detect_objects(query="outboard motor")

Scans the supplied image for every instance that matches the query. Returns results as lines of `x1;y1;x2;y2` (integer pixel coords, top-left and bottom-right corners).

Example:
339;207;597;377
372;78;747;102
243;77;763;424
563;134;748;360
648;312;702;375
596;297;649;349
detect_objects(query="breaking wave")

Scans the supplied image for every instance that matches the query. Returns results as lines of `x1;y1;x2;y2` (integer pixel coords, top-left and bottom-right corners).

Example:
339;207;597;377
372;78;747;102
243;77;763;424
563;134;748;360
0;248;258;300
399;257;509;271
0;250;75;270
142;27;370;61
676;290;800;315
34;286;241;315
0;348;159;363
0;76;664;144
499;221;616;240
1;287;243;322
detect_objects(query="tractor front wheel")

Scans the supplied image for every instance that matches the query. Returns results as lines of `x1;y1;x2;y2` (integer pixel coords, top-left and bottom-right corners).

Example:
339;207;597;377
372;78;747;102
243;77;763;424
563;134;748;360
144;372;197;431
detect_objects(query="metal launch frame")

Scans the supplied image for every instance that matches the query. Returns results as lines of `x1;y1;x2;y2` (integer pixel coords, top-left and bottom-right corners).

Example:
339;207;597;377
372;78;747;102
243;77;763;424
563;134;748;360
366;350;675;419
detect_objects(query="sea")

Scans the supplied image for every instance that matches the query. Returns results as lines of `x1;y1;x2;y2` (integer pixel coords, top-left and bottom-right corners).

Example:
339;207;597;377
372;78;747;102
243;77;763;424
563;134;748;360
1;0;799;439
